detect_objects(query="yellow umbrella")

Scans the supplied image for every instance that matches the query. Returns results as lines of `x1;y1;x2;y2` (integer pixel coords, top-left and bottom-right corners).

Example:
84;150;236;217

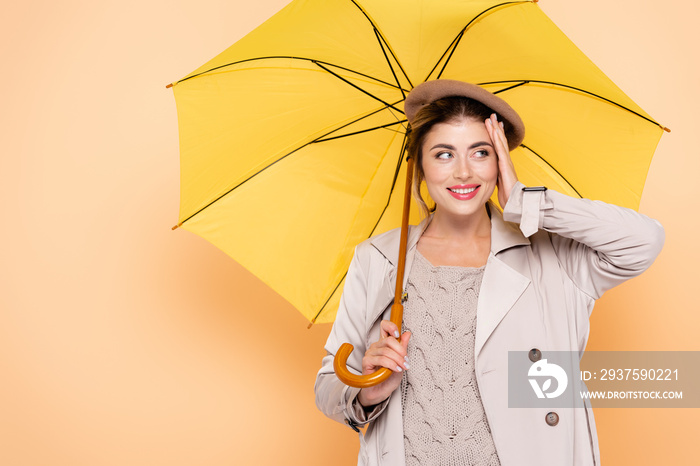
168;0;668;330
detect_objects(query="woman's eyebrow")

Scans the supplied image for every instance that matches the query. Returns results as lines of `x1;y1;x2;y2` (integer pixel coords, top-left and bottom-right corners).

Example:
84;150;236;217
468;141;494;150
430;143;456;151
429;141;494;151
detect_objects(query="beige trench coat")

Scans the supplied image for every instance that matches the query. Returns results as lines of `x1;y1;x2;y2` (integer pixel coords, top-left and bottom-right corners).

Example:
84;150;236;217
315;182;664;466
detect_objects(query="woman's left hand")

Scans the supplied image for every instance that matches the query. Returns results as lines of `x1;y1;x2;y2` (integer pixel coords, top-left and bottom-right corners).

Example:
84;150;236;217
485;113;518;209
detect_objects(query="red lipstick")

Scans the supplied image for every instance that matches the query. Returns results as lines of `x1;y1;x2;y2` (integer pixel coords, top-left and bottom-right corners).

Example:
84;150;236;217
446;184;480;200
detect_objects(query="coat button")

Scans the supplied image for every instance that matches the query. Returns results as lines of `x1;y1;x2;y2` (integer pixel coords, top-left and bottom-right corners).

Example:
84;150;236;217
529;348;542;362
545;412;559;426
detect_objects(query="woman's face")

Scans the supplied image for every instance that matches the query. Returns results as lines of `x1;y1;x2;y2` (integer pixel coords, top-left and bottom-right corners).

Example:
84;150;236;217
420;117;498;220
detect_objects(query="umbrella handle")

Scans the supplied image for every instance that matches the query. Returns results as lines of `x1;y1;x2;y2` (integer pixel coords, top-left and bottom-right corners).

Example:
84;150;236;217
333;344;392;388
333;303;404;388
333;156;414;389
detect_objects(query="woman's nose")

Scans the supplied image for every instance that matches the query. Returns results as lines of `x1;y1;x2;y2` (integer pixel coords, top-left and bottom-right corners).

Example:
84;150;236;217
453;156;472;179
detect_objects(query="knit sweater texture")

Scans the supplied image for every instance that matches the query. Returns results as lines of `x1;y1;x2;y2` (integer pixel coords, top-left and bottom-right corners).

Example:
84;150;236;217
401;250;500;465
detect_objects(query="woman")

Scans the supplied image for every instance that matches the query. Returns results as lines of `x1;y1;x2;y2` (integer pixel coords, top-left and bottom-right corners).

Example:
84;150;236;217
314;80;664;466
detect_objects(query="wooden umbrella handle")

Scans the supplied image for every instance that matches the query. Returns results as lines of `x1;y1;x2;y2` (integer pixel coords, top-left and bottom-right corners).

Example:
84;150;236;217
334;157;414;388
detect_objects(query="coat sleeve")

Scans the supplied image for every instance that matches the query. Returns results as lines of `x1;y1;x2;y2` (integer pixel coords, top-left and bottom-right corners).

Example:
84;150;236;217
314;242;390;429
502;181;665;300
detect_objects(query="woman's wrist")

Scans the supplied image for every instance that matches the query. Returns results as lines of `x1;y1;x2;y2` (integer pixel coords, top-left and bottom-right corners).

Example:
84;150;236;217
357;389;370;408
357;389;381;410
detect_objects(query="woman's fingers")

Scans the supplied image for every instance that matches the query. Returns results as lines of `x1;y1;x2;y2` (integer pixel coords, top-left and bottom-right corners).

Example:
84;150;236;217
380;319;400;339
377;320;405;362
363;322;411;374
496;119;509;152
363;351;406;373
357;330;412;407
400;331;411;348
365;339;408;370
400;331;411;368
486;113;518;208
487;114;509;156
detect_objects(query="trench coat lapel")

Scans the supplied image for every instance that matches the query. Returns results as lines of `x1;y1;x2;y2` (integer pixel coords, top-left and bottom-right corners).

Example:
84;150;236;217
475;203;532;357
369;202;531;352
475;253;530;358
368;214;432;325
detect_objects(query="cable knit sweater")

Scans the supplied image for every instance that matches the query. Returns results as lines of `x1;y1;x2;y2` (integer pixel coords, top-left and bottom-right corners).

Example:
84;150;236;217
401;250;500;466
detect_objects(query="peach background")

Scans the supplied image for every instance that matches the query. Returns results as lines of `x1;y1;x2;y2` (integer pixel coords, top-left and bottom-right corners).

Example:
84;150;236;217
1;0;697;464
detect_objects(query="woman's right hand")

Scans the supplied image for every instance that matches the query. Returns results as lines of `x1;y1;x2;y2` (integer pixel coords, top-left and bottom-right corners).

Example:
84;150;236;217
357;320;411;408
485;113;518;209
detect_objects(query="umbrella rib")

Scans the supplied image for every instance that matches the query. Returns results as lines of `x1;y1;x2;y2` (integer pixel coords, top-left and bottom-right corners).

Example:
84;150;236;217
349;0;413;89
480;79;666;128
373;28;406;99
491;81;528;94
174;56;401;91
177;104;406;227
314;120;407;143
315;98;407;142
314;62;405;115
375;131;411;221
309;271;348;326
426;30;463;83
520;144;583;198
430;1;532;81
309;132;409;325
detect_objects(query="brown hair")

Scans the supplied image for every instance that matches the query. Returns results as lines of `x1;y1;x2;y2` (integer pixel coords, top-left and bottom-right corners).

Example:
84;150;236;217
406;96;510;218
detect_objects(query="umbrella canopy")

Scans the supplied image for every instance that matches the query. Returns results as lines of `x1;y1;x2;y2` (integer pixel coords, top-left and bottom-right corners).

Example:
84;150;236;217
169;0;667;325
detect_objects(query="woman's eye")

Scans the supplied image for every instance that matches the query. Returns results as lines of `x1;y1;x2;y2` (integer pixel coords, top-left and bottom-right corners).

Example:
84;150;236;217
473;149;489;158
435;151;452;159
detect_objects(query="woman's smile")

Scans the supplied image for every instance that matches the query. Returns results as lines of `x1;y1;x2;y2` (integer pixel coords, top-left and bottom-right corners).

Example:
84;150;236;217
447;184;480;199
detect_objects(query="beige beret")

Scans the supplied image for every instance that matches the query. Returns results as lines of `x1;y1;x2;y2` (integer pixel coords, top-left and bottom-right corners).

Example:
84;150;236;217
404;79;525;150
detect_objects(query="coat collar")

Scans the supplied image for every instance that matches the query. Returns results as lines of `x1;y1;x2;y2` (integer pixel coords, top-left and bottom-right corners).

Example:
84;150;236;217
370;201;529;265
